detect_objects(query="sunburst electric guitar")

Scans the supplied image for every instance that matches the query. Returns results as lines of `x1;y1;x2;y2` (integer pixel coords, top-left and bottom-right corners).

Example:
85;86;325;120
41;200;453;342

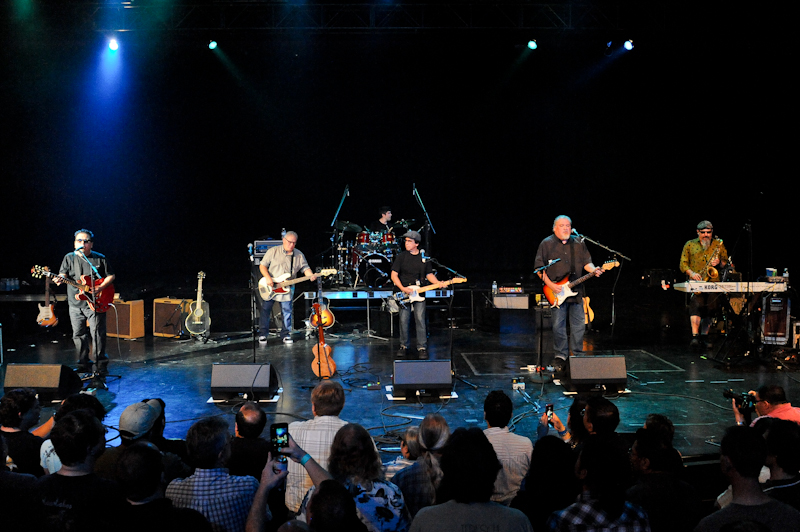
543;260;619;308
31;265;115;313
36;271;58;327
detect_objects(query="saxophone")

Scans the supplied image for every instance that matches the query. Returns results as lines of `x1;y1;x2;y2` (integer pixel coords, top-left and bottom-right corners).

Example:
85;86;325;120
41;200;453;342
703;238;723;281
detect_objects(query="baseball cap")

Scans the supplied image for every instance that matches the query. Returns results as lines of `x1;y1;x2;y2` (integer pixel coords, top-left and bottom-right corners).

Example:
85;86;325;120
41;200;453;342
119;399;163;440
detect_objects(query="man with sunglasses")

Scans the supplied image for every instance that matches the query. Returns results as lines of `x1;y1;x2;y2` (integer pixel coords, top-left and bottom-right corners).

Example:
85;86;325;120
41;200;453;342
679;220;728;348
55;229;115;373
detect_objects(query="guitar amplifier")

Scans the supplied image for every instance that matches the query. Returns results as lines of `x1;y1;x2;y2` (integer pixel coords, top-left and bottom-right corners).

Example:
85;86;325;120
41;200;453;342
106;300;145;339
153;298;193;338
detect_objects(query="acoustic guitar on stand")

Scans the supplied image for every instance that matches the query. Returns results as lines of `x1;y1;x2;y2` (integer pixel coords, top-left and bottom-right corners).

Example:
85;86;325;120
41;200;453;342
311;276;336;378
258;269;336;301
31;265;115;313
186;271;211;336
543;260;619;309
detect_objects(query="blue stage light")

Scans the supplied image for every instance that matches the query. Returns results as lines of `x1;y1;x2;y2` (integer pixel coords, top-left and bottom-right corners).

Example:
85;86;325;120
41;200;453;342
527;40;538;50
208;40;218;50
624;40;634;51
108;38;119;51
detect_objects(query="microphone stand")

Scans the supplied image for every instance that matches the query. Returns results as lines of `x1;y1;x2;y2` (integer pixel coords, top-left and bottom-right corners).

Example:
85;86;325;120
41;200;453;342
412;184;436;257
571;230;632;356
529;260;561;386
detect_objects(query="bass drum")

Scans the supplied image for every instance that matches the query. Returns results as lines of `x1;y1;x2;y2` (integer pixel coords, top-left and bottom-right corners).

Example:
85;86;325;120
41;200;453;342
357;253;393;288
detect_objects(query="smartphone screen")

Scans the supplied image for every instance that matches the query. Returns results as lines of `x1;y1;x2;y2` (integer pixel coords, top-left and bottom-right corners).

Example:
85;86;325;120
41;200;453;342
546;404;554;423
270;423;289;463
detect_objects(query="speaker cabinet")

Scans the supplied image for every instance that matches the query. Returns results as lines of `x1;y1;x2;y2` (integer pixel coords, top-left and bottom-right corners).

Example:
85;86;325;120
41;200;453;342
210;363;279;401
393;359;452;399
566;355;627;393
154;298;193;338
3;364;82;402
106;300;144;339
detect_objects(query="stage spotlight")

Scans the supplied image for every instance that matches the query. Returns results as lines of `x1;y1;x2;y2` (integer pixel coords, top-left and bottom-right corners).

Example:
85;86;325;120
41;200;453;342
527;40;538;50
108;38;119;51
624;40;634;51
208;40;218;50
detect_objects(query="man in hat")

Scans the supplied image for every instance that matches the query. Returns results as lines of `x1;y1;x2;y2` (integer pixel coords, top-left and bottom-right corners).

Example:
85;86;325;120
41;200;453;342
679;220;728;348
390;230;443;357
94;399;190;484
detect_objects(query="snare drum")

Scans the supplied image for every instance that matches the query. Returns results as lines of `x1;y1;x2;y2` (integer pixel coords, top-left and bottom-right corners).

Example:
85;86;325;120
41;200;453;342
381;232;396;245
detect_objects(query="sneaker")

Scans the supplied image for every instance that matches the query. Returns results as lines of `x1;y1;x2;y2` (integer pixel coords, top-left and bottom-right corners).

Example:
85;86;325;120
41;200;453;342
690;336;701;348
417;347;428;359
258;336;268;343
552;358;567;376
283;337;294;345
397;346;408;357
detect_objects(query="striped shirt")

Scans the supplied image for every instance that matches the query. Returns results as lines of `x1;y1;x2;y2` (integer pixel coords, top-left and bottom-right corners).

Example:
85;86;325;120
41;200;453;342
484;427;533;505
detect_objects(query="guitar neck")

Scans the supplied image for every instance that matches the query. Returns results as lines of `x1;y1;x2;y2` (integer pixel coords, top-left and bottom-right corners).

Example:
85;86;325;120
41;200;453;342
278;274;313;289
196;280;203;305
414;279;457;294
567;272;595;290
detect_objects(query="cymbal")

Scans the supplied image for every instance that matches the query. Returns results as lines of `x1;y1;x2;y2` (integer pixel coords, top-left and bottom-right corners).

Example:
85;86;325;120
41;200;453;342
334;220;363;232
392;219;415;229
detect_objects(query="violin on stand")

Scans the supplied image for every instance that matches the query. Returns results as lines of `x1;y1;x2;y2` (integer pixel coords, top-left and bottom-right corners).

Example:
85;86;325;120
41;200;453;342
311;277;336;378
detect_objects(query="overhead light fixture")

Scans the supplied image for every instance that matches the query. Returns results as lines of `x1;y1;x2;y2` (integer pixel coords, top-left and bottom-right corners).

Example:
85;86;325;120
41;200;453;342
208;40;218;50
527;40;538;50
108;38;119;51
624;40;634;51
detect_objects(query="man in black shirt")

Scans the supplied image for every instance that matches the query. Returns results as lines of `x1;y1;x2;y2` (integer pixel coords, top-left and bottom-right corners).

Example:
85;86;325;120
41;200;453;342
390;230;443;357
55;229;115;373
534;216;602;374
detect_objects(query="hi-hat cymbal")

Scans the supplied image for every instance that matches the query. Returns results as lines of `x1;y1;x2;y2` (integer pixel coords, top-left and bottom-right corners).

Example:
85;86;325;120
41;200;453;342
334;220;363;232
392;219;415;228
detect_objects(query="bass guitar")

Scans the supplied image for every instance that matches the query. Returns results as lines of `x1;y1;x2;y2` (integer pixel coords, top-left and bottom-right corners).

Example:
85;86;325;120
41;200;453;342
311;277;336;378
543;260;619;308
393;277;467;305
258;269;336;301
36;268;58;327
31;265;115;313
186;271;211;336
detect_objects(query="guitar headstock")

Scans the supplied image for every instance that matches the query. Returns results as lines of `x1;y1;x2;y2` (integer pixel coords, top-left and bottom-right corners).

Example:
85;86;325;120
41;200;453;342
602;260;620;270
31;265;50;278
197;271;206;279
318;269;337;277
451;277;468;284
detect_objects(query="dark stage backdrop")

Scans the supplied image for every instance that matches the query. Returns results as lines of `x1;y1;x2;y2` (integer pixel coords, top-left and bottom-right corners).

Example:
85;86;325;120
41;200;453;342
2;10;795;299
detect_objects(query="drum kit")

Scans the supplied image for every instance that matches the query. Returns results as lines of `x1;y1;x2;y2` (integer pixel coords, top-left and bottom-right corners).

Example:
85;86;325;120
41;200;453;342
330;218;416;288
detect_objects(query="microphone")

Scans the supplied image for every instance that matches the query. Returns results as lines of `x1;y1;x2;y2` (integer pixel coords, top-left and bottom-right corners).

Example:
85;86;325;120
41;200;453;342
571;229;585;242
547;259;561;265
75;247;83;252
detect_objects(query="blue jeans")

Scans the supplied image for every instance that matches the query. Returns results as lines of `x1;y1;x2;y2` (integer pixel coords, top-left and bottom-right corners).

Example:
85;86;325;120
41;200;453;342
399;300;427;349
68;304;107;362
551;299;585;359
260;299;292;338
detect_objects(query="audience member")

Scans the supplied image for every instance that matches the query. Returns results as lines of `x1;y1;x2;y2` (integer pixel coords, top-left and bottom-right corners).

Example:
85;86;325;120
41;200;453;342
511;435;579;531
694;425;800;532
286;381;349;515
245;452;291;532
0;388;46;476
411;427;533;532
483;390;533;505
761;419;800;510
39;392;107;475
166;416;262;532
733;384;800;427
392;413;450;517
626;427;701;532
296;423;410;532
95;399;190;484
583;396;629;457
538;396;590;454
0;433;39;530
547;435;648;531
141;397;189;460
116;440;212;532
642;412;684;473
34;409;126;531
306;479;369;532
229;401;271;478
383;426;420;480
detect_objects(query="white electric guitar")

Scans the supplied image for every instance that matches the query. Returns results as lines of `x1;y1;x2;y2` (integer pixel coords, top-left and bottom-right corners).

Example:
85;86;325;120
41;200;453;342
258;269;336;301
394;277;467;304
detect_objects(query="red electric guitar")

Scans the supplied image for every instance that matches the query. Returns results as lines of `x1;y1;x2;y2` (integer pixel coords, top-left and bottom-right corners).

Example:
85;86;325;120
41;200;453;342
543;260;619;308
31;265;115;313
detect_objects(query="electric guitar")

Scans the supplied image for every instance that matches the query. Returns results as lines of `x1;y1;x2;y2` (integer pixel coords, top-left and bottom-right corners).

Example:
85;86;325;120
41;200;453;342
258;269;336;301
186;272;211;336
31;265;115;313
543;260;619;308
394;277;467;304
36;269;58;327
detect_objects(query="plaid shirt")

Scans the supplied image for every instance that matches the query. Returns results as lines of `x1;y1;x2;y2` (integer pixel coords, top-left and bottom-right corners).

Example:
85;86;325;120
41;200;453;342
547;492;650;532
166;468;260;532
285;415;349;512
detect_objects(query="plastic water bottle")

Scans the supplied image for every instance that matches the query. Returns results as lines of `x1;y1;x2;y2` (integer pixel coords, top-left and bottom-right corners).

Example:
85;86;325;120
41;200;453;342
281;228;287;239
492;280;498;295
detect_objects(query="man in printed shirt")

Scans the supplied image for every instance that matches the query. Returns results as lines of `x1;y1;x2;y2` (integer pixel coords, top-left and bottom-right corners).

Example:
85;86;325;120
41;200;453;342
679;220;728;348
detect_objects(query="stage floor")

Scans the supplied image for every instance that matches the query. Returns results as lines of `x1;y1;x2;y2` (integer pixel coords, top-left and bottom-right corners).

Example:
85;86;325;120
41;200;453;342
2;292;797;474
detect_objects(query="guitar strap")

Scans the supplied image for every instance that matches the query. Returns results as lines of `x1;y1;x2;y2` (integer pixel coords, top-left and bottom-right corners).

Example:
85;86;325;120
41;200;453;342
569;238;576;279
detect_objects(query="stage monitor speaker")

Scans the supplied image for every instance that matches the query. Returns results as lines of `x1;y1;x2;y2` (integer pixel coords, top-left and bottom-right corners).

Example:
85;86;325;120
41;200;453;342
567;356;627;393
3;364;82;402
210;363;279;401
393;360;452;399
107;300;145;339
153;298;192;338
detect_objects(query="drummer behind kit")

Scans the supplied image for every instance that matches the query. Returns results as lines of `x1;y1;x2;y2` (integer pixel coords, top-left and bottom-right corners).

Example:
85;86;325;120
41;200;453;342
332;218;416;288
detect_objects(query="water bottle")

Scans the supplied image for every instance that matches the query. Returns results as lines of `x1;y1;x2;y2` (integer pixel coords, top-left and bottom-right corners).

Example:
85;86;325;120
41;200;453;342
492;280;498;295
281;228;287;239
